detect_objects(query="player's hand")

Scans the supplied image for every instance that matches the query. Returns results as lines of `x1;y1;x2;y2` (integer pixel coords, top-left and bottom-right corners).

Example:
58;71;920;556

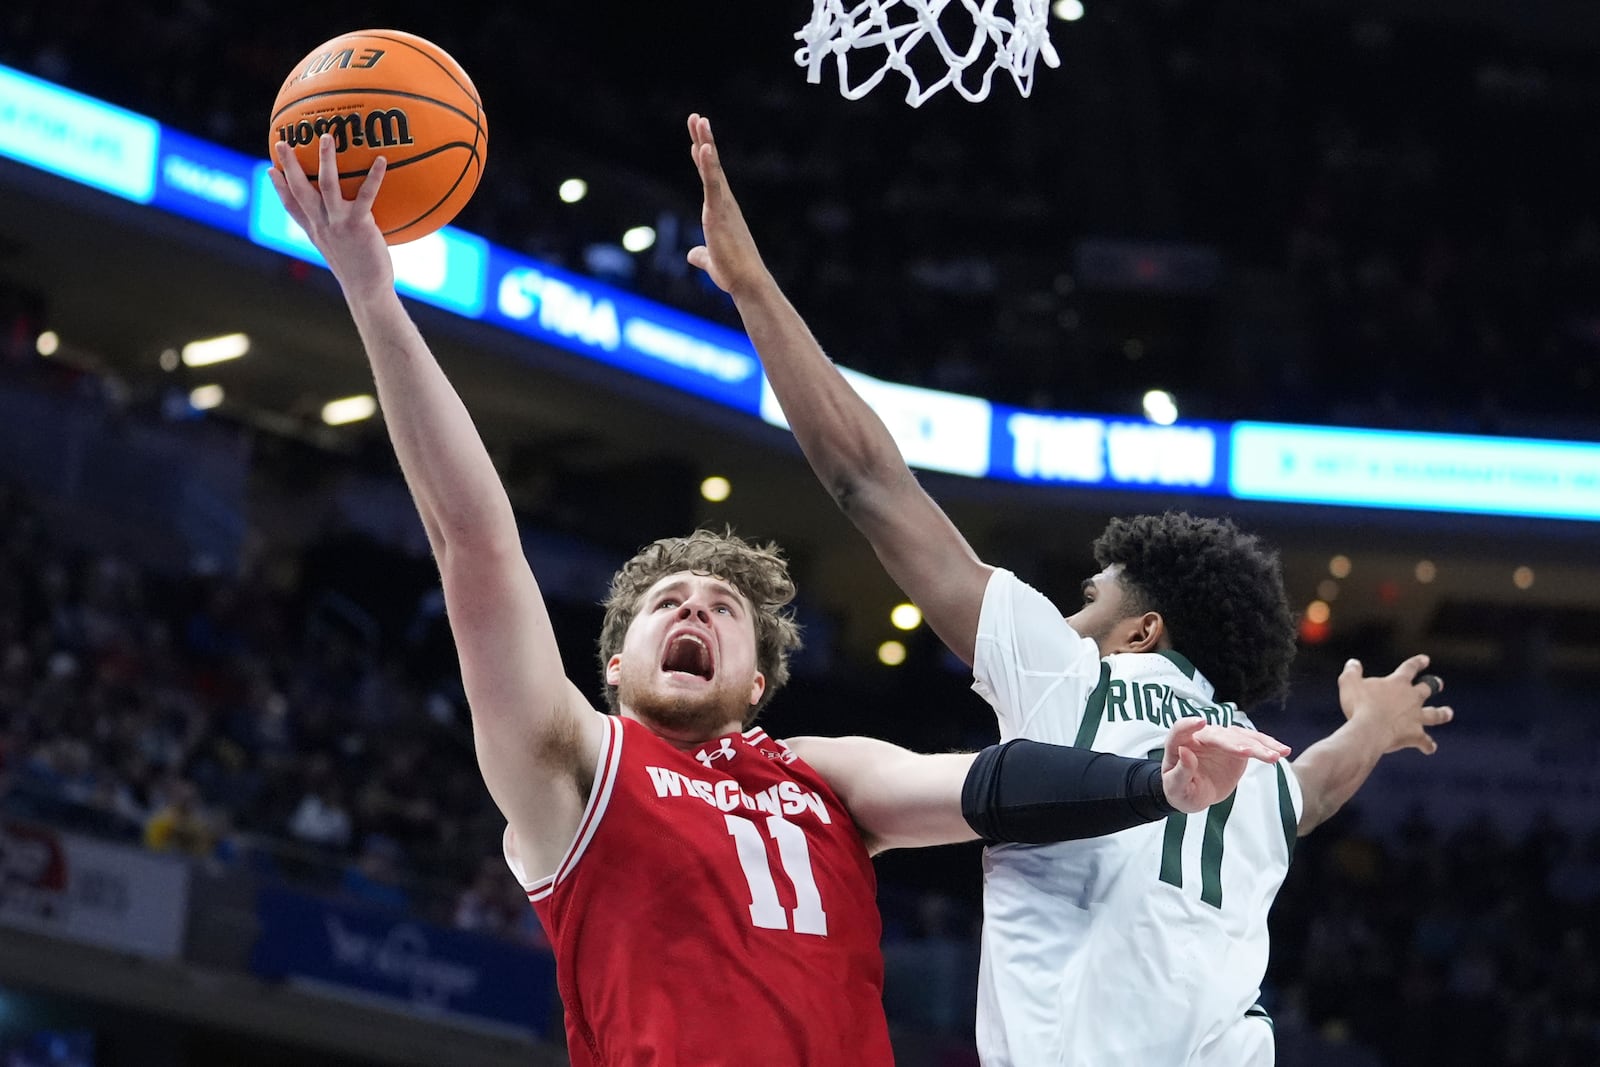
269;134;394;300
1337;655;1454;755
685;114;770;298
1160;718;1291;814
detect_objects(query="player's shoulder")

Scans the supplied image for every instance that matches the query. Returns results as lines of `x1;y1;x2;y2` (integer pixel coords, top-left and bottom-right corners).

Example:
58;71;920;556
738;724;802;764
984;566;1060;610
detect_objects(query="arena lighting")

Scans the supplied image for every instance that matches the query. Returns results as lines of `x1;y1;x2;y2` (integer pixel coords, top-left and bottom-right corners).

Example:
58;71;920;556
15;62;1600;522
180;332;250;367
1328;555;1353;579
35;331;59;356
1415;560;1437;584
877;640;907;667
1298;616;1331;645
621;225;657;253
1305;600;1331;625
1317;579;1339;601
890;603;923;631
558;178;588;204
321;394;378;426
1052;0;1085;21
188;384;224;410
700;475;732;502
1513;566;1535;590
1142;389;1178;426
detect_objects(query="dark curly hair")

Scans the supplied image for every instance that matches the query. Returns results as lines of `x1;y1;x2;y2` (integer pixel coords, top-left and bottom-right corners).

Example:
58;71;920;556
598;529;802;723
1092;512;1295;709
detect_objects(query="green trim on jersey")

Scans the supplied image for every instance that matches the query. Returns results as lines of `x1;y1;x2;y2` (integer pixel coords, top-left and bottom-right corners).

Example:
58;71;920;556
1199;789;1238;908
1074;661;1113;748
1156;649;1198;679
1274;762;1297;863
1148;744;1186;890
1159;812;1187;888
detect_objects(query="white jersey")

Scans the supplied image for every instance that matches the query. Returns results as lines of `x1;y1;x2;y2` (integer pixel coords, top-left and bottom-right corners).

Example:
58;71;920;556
971;569;1302;1067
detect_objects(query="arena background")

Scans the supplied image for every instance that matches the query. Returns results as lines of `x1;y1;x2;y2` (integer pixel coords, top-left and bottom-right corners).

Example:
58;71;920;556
1;1;1598;1063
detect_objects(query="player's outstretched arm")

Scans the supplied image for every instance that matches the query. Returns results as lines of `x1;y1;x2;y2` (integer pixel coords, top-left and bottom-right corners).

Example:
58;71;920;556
788;721;1288;854
270;137;602;872
686;114;992;665
1290;654;1453;836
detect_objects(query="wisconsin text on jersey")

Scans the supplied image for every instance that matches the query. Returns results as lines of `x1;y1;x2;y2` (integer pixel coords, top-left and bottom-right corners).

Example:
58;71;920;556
1095;676;1239;729
644;766;835;823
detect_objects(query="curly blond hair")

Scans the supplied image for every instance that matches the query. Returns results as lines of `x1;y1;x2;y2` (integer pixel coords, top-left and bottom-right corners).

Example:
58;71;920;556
598;529;802;723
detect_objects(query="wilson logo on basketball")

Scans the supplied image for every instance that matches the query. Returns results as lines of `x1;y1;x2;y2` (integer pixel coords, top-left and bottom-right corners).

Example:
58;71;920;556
281;48;386;91
271;30;486;244
276;110;416;153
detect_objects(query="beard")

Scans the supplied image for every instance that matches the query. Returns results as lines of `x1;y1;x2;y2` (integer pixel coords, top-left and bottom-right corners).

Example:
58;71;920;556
619;675;749;739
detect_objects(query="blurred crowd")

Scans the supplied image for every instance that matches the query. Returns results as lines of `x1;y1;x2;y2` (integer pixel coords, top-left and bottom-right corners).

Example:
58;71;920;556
1269;808;1600;1066
0;477;545;944
3;1;1599;433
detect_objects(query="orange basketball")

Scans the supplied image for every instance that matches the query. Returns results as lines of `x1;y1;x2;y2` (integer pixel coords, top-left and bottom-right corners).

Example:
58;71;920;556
270;30;487;245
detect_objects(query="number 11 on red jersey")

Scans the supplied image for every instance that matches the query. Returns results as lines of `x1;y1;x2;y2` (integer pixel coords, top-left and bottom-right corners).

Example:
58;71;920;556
724;814;829;935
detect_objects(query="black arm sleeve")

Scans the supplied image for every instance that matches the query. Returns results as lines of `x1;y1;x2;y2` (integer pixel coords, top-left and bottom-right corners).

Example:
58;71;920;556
960;739;1176;844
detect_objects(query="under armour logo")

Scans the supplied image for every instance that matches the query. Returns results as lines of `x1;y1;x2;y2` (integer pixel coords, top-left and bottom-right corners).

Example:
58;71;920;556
696;737;737;767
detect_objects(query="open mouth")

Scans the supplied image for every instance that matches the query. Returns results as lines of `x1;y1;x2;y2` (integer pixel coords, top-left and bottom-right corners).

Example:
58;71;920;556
661;632;715;680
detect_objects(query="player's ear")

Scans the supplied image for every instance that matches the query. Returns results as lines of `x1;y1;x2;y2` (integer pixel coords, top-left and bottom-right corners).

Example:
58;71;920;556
748;671;766;708
605;654;624;686
1124;611;1167;654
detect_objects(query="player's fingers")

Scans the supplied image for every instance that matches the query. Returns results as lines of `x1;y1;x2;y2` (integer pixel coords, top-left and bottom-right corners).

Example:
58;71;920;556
316;134;341;203
272;142;312;205
1169;717;1206;744
1240;731;1291;759
1228;726;1290;752
1194;726;1250;754
1193;724;1287;757
1414;730;1439;756
1178;746;1199;776
699;142;724;192
1414;673;1443;700
1391;653;1430;682
268;161;314;230
1421;705;1454;726
353;156;387;214
1226;737;1284;762
273;138;307;180
1337;658;1364;693
687;246;710;272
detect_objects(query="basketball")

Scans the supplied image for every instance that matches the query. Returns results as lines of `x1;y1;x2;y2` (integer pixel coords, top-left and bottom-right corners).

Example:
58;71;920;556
269;30;487;245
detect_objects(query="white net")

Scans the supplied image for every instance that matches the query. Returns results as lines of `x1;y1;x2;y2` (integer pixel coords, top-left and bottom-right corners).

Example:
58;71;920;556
794;0;1061;107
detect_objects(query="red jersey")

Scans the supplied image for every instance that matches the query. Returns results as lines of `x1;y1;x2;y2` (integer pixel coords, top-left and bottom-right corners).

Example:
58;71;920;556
505;715;893;1066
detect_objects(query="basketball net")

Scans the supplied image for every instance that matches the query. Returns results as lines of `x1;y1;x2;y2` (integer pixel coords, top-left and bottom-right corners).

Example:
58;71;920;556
795;0;1060;107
